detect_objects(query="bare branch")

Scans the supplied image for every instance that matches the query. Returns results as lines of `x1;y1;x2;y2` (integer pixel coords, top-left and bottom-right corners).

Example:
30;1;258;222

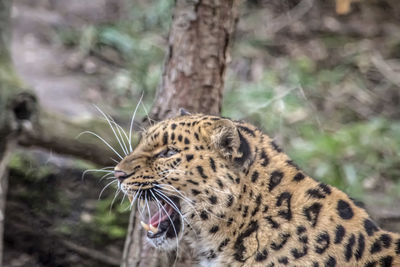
266;0;314;36
371;52;400;87
17;110;119;167
61;239;121;266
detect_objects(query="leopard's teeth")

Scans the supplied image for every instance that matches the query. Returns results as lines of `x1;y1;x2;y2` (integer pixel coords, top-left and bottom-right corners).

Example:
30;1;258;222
141;221;150;232
149;224;159;234
140;221;159;234
128;195;133;203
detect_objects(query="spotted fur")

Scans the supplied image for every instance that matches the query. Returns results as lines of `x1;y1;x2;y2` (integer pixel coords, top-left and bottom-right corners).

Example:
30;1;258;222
115;114;400;266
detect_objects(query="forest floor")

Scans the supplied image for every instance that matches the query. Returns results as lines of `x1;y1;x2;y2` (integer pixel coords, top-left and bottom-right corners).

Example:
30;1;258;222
4;0;400;266
11;0;111;118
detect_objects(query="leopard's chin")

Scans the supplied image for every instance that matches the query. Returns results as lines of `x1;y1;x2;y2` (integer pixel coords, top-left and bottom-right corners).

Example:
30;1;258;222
136;196;183;250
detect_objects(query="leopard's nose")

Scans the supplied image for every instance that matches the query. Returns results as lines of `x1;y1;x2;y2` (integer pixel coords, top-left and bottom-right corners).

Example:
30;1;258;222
114;170;128;182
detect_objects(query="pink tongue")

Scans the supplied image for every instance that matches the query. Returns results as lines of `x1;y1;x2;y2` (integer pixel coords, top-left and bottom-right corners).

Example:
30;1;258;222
149;203;173;227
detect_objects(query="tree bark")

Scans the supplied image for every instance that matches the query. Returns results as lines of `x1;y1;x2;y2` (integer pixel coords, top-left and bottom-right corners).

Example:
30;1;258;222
123;0;240;266
150;0;240;120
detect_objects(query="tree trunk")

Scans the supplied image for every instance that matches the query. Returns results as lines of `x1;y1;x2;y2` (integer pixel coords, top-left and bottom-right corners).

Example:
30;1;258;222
122;0;240;266
150;0;240;121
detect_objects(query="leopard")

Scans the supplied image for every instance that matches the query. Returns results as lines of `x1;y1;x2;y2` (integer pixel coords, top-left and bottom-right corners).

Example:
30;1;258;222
114;110;400;266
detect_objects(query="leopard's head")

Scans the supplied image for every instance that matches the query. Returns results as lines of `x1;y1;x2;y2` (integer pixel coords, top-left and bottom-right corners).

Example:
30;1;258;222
114;113;252;250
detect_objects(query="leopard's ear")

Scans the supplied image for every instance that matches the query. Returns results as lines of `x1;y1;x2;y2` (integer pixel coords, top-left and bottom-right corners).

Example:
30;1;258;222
202;118;252;167
208;119;241;160
178;108;191;116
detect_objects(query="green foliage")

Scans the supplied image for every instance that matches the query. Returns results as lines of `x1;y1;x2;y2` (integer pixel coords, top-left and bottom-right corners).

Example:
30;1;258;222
223;62;400;199
90;198;129;240
56;0;173;117
223;70;277;120
96;21;165;103
290;119;400;198
7;152;72;220
8;152;129;245
8;152;56;182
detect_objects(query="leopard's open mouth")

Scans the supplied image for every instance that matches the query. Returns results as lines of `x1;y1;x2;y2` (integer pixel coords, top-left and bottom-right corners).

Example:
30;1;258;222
139;196;182;240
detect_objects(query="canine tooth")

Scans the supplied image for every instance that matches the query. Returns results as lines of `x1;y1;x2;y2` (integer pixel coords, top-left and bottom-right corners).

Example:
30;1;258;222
140;221;150;232
128;195;133;203
149;224;159;234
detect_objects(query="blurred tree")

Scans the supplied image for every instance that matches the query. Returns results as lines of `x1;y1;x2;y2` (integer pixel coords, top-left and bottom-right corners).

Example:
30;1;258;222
0;1;120;168
149;0;239;120
122;0;240;266
0;0;34;263
0;0;119;263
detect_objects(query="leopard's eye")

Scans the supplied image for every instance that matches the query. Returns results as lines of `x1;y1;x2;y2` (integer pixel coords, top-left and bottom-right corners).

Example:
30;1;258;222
157;148;179;158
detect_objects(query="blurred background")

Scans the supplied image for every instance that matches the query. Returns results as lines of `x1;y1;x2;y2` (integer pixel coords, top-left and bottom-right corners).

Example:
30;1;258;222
4;0;400;266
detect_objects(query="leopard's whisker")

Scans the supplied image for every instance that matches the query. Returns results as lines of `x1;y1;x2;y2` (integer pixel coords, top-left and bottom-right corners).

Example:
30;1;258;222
154;186;194;207
136;199;142;219
150;189;162;231
153;188;197;236
111;158;120;164
120;191;127;205
104;175;117;181
137;199;144;220
140;196;147;221
81;168;114;181
161;200;180;255
98;180;118;200
150;190;186;264
100;173;115;182
111;120;130;156
126;185;142;211
155;184;195;205
137;191;146;220
133;190;142;209
205;185;233;195
154;187;196;213
152;190;182;254
154;186;194;206
95;106;128;156
94;105;129;156
78;131;123;160
128;93;144;152
141;102;157;126
110;188;121;212
153;189;200;242
145;191;152;222
153;189;184;219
